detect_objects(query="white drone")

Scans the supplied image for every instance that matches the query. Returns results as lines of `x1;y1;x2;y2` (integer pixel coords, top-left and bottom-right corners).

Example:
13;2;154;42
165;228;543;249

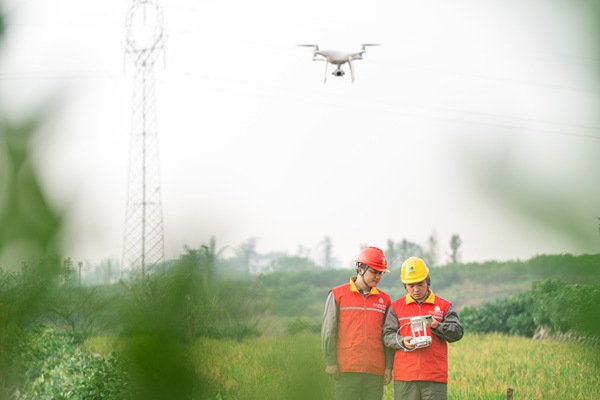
298;43;380;83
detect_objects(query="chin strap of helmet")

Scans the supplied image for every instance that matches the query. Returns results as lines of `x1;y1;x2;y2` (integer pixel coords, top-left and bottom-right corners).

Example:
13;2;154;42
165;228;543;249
356;263;372;292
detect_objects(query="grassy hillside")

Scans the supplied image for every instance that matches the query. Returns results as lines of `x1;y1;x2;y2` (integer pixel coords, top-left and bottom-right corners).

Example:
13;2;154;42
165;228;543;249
256;253;600;333
429;253;600;308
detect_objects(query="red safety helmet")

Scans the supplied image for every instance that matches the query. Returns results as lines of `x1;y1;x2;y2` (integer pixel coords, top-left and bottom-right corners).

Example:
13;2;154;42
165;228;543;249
355;246;390;273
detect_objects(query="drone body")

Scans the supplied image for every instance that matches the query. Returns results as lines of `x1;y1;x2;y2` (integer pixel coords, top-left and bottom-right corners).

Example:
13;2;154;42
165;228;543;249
298;43;380;83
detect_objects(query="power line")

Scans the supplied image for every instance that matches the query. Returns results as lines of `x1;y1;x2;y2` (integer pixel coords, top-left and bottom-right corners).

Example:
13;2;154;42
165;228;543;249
184;75;600;140
373;60;600;96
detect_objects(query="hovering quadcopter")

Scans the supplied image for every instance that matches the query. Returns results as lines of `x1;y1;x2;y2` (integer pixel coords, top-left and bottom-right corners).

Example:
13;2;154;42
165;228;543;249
298;43;380;83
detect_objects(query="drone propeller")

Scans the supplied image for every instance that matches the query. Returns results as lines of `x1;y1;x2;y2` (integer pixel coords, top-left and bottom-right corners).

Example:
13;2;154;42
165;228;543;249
298;44;319;58
361;43;380;52
298;44;319;51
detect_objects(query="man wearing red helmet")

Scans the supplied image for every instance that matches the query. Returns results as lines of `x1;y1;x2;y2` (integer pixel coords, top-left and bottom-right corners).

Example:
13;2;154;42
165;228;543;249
322;246;394;400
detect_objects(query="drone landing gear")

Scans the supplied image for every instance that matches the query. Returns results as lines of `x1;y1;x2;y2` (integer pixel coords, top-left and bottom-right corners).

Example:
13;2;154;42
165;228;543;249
408;316;433;349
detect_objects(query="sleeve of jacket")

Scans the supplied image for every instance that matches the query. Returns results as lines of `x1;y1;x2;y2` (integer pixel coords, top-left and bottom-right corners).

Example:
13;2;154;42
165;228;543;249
382;305;405;350
321;291;339;366
431;303;464;343
382;306;396;368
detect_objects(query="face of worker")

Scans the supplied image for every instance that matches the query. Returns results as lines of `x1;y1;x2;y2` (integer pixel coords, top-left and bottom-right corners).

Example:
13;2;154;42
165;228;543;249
359;266;384;288
406;280;429;302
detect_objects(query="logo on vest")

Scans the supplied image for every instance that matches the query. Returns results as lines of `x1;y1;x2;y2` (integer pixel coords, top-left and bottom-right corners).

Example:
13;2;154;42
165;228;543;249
373;298;387;310
431;305;444;318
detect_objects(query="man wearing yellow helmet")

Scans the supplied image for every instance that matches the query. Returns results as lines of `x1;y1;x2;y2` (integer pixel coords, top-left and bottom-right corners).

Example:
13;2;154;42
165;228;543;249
322;246;394;400
383;257;463;400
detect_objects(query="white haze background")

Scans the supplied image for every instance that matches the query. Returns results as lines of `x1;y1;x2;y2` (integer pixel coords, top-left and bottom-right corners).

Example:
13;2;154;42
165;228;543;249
1;0;599;268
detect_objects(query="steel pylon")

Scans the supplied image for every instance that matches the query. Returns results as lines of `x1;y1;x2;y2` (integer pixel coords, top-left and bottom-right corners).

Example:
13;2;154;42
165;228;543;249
122;0;167;277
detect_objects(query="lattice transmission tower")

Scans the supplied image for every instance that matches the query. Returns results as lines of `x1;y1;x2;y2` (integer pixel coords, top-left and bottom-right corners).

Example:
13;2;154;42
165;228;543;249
122;0;167;277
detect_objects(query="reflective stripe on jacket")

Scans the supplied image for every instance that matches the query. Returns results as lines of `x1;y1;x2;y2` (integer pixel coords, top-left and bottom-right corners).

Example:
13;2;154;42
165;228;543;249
331;278;391;376
391;292;451;383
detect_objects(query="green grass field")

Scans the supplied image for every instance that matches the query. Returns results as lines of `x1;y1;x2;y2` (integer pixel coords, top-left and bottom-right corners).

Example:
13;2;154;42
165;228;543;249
447;333;600;399
86;332;600;399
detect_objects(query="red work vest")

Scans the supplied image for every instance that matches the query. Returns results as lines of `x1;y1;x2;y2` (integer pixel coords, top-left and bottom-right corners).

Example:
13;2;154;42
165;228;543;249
391;291;451;383
331;278;391;376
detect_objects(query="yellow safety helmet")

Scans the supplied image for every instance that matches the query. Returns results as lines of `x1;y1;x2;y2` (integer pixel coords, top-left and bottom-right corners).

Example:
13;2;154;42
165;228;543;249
401;257;429;284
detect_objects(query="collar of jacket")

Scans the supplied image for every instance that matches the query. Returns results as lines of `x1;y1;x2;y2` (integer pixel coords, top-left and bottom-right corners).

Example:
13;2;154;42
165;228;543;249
349;276;380;295
406;289;436;304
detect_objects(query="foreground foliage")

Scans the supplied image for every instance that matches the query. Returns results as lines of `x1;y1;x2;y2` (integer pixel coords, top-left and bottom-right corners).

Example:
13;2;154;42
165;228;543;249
13;326;127;400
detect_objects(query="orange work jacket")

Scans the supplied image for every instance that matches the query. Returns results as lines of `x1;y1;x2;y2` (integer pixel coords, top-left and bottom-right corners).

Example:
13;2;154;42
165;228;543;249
331;278;391;375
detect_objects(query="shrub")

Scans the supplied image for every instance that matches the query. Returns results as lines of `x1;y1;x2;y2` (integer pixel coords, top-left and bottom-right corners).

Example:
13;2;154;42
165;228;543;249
14;326;129;399
285;318;321;336
462;280;600;339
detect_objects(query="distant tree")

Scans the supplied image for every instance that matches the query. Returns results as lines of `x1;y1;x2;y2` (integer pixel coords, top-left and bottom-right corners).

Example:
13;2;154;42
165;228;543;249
375;234;442;268
88;258;120;285
172;237;227;289
269;255;316;272
200;236;227;288
385;239;424;268
321;236;333;268
385;239;400;268
297;244;309;258
449;234;462;264
235;237;259;274
398;239;424;262
425;233;439;267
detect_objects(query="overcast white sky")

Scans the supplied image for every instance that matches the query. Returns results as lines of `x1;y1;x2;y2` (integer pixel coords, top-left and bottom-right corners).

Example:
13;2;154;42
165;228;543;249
1;0;599;268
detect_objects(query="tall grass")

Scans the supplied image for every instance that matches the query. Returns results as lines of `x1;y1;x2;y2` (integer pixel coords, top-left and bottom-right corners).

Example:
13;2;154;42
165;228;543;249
449;333;600;399
191;333;332;400
113;332;598;399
